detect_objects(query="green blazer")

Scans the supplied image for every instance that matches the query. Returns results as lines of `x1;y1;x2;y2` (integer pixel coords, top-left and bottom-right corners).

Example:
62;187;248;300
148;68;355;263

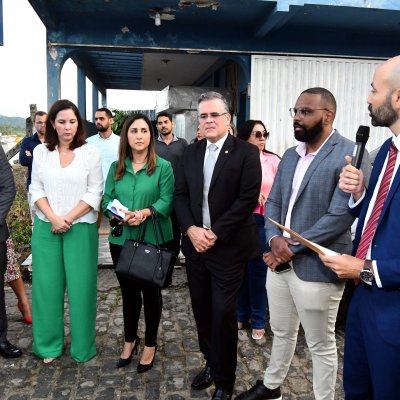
103;155;174;246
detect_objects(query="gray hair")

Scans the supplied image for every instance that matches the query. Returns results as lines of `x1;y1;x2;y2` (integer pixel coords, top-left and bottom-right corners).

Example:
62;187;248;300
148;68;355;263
197;91;229;113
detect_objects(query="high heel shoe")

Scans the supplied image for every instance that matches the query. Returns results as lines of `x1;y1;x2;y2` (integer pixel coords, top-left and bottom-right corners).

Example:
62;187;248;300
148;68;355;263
17;303;32;324
116;338;140;369
137;345;157;373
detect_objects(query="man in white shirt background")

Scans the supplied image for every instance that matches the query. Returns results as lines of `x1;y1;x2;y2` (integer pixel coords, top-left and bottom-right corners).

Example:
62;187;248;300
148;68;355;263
87;108;120;225
87;107;120;183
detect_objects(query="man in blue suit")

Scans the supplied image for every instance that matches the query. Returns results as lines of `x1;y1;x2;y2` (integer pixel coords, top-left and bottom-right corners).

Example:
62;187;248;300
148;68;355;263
320;55;400;399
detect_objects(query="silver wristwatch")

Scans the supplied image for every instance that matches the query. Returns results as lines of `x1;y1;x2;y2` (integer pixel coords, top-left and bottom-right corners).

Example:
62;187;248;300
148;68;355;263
359;260;374;283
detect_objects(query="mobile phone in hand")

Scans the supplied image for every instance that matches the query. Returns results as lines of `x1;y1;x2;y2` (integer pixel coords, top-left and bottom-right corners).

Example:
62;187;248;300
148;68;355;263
275;263;291;274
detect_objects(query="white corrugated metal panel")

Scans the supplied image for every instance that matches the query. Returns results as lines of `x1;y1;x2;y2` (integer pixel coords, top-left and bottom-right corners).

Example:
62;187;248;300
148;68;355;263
250;55;389;157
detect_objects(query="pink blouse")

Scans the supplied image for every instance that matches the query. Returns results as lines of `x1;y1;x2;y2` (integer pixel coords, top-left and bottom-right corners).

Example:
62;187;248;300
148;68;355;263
254;151;280;216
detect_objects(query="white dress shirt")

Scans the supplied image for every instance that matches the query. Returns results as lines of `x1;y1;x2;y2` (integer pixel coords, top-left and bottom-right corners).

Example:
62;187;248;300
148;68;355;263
29;143;103;224
87;132;120;184
203;133;229;167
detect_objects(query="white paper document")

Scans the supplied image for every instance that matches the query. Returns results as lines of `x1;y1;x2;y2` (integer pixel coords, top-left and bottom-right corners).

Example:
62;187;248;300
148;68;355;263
106;199;128;220
268;218;339;256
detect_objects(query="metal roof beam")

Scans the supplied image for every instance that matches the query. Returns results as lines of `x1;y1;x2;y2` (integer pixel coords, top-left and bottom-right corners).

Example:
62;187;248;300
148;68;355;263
271;0;400;12
254;4;298;38
27;0;59;30
70;53;106;94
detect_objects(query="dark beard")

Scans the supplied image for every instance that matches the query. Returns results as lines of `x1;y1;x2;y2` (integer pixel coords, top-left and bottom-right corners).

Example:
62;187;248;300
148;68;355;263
294;119;323;143
96;125;108;133
368;101;397;127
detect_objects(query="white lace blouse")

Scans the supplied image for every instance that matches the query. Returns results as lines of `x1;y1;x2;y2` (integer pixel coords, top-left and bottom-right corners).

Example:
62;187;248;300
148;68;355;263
29;143;103;224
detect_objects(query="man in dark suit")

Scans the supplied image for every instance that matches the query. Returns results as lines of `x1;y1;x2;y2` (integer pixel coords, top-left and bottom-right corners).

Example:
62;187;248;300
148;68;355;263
0;146;22;359
174;92;262;400
320;56;400;399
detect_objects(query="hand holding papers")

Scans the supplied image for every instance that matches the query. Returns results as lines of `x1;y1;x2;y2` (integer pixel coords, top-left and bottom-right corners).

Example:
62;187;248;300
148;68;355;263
107;199;128;220
268;218;339;256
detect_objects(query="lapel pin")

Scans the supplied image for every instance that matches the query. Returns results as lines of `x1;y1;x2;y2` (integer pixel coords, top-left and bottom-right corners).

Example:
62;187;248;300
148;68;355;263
225;150;229;154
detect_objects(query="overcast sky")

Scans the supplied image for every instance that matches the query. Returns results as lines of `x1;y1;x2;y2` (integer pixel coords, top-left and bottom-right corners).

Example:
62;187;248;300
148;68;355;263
0;0;157;119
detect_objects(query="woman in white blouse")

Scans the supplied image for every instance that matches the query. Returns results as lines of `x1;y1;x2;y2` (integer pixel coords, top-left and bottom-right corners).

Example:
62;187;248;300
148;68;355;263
29;99;103;363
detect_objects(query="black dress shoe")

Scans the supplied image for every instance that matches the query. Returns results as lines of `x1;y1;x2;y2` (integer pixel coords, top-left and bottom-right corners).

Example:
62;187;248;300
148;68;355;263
234;380;281;400
191;364;213;390
212;387;232;400
0;340;22;359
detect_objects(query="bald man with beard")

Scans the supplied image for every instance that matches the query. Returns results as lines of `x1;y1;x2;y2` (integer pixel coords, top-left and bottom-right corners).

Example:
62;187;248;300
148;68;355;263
320;55;400;400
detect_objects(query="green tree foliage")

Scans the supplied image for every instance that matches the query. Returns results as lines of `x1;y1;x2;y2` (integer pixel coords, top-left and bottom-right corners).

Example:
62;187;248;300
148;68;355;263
111;109;135;136
111;109;156;136
0;124;25;137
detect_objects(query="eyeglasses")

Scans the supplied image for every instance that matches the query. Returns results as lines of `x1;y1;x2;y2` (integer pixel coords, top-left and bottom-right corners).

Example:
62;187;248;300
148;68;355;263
198;112;227;121
251;130;269;139
289;108;332;118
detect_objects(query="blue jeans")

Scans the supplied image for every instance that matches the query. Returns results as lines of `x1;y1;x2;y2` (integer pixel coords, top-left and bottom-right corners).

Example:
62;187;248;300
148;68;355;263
237;214;268;329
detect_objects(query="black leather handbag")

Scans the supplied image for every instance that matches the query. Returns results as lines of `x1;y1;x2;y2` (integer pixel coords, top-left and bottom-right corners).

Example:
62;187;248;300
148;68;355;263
115;207;176;288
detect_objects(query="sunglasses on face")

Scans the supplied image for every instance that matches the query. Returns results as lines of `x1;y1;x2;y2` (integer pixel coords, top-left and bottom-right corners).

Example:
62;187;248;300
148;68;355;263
251;130;269;139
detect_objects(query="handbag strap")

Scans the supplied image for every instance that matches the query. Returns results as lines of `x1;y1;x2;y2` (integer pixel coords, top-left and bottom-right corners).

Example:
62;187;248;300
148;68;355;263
149;206;168;247
135;215;149;241
135;206;165;248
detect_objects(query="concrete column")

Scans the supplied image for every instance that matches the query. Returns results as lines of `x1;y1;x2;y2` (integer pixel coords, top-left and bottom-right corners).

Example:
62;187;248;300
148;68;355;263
77;66;86;119
92;84;99;122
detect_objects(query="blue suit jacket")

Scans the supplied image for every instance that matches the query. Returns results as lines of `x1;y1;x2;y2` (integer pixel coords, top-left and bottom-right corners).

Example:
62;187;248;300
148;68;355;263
352;137;400;348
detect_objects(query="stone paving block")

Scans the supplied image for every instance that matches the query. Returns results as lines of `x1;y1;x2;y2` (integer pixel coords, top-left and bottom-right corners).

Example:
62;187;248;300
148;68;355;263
119;395;139;400
94;387;116;400
144;383;161;399
52;387;72;399
164;395;186;400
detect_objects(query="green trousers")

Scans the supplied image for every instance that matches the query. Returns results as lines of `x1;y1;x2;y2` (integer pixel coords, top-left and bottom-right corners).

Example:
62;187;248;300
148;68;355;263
31;218;98;362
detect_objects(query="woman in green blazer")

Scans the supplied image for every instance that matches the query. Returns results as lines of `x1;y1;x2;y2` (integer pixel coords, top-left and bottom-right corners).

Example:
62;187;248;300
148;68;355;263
103;114;174;373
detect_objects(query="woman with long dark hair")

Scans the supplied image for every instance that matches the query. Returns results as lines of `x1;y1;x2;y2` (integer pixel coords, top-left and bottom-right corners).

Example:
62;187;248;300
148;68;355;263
103;114;174;372
30;99;103;363
236;120;280;340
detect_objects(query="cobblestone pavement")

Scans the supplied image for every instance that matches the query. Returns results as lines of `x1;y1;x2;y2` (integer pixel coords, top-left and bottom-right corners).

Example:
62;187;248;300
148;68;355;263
2;236;345;399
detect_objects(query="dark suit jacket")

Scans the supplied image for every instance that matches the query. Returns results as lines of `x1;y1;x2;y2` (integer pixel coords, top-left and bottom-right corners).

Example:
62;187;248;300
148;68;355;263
352;137;400;348
0;146;16;243
174;134;262;264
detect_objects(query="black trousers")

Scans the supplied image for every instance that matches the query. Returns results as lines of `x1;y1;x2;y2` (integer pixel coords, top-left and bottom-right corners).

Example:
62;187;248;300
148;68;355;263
0;241;7;342
110;243;162;347
170;211;182;256
186;255;245;391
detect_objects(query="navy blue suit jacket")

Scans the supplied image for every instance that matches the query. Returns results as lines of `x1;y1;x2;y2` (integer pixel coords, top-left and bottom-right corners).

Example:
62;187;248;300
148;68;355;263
352;138;400;348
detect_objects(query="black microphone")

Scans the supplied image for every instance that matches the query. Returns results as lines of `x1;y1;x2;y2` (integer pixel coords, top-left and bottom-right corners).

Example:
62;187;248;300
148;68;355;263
351;125;370;169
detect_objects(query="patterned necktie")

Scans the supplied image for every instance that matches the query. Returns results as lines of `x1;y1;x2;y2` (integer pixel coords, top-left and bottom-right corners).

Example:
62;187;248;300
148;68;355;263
355;142;398;260
202;143;218;228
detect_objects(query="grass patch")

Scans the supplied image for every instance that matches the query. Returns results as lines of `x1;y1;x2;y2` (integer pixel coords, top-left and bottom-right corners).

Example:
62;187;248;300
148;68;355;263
7;165;31;254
